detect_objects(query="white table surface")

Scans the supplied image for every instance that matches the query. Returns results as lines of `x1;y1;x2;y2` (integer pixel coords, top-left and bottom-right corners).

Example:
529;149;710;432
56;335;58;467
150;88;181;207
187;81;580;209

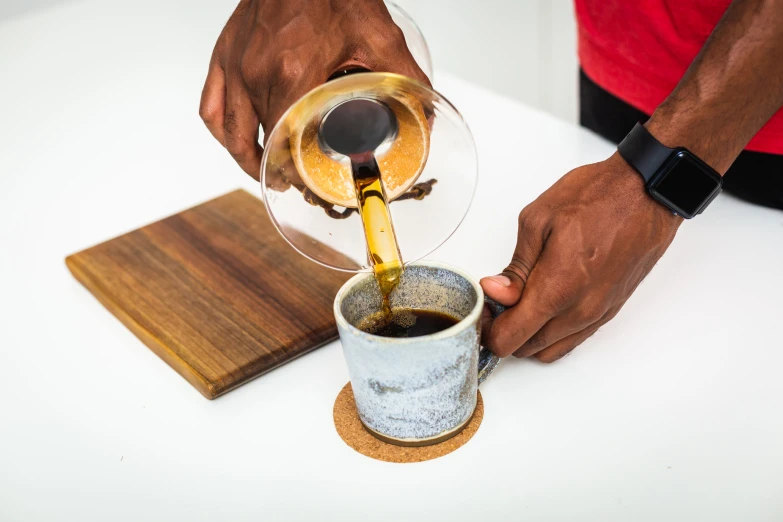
2;1;782;521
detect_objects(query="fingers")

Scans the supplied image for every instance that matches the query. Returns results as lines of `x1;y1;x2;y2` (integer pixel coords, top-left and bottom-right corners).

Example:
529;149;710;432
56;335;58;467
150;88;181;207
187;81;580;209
372;31;431;86
532;305;621;363
202;1;264;179
480;275;519;308
511;316;586;359
200;61;227;147
262;64;317;143
532;322;602;364
503;207;549;295
240;41;321;144
379;7;432;86
481;304;493;333
511;299;607;358
347;6;432;87
380;45;431;86
224;76;263;180
480;206;549;307
481;206;553;357
484;245;561;358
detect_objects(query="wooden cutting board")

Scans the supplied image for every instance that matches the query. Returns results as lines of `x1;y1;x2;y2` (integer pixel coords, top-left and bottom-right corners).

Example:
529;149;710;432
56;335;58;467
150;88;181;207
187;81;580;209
66;189;352;399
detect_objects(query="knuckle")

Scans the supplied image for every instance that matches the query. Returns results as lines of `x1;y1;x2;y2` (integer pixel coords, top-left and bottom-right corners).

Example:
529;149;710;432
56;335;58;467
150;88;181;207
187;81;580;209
539;281;576;315
600;305;622;325
534;339;580;363
240;54;262;88
223;110;239;136
517;207;532;230
534;346;573;364
488;327;522;358
199;99;220;125
517;205;547;233
224;127;257;158
275;53;305;85
534;351;558;364
573;303;604;326
524;333;548;353
506;256;533;284
226;136;254;158
384;26;408;51
364;23;406;53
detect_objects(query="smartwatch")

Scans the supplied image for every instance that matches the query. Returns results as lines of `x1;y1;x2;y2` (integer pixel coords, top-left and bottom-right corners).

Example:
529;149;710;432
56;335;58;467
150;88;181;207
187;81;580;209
618;123;723;219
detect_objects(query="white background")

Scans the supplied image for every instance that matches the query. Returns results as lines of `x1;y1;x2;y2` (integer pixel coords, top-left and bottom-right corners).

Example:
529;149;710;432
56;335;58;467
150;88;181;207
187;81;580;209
1;0;782;521
0;0;579;122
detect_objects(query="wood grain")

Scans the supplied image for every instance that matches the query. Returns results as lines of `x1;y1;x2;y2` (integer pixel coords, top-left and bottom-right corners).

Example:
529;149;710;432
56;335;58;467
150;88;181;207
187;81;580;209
66;189;351;399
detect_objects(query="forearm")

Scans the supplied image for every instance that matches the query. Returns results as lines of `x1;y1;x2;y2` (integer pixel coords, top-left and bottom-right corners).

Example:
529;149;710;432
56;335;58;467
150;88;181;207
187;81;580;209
646;0;783;174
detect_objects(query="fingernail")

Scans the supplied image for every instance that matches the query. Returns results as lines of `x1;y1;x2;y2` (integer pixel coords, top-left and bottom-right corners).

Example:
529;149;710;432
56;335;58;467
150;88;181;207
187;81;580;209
487;275;511;287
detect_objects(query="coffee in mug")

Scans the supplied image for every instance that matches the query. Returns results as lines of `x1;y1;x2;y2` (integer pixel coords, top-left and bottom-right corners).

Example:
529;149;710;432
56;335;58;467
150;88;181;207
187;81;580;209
356;308;460;338
334;261;504;446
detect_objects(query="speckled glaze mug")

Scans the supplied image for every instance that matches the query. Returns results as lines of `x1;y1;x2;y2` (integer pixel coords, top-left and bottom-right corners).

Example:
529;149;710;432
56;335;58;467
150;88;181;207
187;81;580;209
334;261;504;447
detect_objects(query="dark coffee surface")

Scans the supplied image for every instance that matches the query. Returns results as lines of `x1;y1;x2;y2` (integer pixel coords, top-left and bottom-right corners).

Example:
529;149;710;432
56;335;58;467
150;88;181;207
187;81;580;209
357;308;460;338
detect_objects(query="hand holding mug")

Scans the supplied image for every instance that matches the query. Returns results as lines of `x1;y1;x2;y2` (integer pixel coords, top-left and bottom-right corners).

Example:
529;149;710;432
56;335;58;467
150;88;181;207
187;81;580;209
481;153;682;363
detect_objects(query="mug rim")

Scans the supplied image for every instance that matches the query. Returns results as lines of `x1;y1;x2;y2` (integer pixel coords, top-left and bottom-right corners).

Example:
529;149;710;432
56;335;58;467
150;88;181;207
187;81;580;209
333;260;486;345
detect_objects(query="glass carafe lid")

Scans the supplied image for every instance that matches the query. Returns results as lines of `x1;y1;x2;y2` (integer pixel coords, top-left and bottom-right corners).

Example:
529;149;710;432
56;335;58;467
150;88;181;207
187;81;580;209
261;72;477;272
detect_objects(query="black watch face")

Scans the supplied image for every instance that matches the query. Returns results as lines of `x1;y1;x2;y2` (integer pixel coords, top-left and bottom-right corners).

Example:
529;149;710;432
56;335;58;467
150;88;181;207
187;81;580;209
649;151;722;219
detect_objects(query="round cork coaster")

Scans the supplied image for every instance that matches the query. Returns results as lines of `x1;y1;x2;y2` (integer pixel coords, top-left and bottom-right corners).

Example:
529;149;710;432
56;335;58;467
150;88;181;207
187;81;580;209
333;382;483;463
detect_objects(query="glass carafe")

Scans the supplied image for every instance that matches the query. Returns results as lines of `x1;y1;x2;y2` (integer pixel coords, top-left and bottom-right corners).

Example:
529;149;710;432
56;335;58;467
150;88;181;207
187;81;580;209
260;6;477;274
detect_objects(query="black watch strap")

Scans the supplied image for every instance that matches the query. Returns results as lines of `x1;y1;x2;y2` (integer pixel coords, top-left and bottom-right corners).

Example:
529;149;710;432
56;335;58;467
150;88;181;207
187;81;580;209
617;123;674;182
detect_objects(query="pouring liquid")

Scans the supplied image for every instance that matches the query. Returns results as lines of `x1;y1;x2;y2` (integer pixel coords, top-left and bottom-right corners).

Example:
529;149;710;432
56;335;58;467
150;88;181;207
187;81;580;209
352;154;403;316
320;99;404;317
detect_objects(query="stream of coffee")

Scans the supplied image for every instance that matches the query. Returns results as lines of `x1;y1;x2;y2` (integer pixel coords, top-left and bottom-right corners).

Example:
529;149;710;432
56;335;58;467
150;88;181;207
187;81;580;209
352;155;403;316
320;99;404;317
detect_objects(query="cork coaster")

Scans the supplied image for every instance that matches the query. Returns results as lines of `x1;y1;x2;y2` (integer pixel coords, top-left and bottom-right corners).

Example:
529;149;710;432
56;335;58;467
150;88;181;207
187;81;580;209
333;382;483;463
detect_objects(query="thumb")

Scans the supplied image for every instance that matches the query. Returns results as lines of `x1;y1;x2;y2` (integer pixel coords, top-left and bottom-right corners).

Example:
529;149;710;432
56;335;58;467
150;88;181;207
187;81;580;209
480;274;522;308
480;208;547;307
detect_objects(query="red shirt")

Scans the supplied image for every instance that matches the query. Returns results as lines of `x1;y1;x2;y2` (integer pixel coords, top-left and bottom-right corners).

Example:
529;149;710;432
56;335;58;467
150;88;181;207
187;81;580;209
576;0;783;155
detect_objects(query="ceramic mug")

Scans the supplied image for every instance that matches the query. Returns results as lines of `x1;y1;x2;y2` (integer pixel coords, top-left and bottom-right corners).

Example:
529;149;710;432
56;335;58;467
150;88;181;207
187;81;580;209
334;261;504;446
